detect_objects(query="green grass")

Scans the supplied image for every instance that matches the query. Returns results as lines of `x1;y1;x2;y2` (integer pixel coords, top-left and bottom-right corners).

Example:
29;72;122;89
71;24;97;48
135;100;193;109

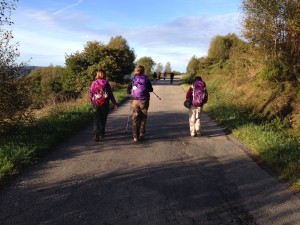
0;88;129;184
180;74;300;193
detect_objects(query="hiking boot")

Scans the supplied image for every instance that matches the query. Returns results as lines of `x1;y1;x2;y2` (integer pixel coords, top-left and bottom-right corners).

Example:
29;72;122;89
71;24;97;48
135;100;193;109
95;134;100;142
138;135;145;141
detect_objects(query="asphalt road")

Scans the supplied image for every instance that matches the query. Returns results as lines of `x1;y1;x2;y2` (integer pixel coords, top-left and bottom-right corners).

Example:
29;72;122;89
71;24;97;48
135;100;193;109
1;78;300;225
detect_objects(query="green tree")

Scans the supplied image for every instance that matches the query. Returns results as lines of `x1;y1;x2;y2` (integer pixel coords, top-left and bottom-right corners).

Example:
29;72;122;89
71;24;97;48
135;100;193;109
155;62;163;73
208;34;238;62
25;66;66;107
186;56;200;75
242;0;300;74
0;0;32;133
65;36;135;87
164;62;172;74
136;56;155;76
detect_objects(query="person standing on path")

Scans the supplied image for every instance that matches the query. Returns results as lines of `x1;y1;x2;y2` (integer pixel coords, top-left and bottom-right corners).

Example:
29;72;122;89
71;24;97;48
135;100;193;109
127;65;153;142
186;76;208;137
89;69;118;142
170;72;174;84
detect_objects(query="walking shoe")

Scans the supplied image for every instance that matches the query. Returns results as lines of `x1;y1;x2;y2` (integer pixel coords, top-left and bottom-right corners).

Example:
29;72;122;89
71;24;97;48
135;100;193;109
138;135;144;141
95;134;100;142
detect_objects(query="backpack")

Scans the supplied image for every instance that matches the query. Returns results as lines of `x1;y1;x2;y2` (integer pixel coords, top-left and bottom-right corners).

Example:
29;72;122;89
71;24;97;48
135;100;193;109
91;79;108;107
192;80;206;107
131;75;149;100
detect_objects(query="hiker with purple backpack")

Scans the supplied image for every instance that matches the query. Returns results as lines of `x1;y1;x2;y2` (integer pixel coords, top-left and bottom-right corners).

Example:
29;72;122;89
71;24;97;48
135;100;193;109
185;76;208;137
127;65;153;142
89;69;118;142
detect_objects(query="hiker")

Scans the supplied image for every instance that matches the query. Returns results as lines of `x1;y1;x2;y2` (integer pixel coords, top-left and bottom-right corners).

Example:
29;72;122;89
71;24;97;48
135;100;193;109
163;72;167;80
127;65;153;142
89;69;118;142
185;76;208;137
170;72;174;84
152;72;157;83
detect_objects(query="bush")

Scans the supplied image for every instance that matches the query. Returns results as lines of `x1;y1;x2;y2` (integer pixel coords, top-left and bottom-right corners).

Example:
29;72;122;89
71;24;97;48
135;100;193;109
259;59;290;82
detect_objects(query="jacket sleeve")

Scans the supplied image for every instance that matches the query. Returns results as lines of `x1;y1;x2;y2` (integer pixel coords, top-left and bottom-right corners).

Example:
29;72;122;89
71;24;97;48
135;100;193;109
203;88;208;103
147;79;153;92
89;81;95;100
186;86;192;100
106;82;117;106
127;81;132;94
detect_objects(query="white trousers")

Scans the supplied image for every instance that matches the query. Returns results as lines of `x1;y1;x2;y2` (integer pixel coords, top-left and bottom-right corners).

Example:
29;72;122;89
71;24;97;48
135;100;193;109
189;106;202;136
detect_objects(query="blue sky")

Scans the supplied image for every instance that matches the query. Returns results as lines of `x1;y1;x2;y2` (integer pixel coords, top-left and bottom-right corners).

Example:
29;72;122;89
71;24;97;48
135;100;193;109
12;0;242;72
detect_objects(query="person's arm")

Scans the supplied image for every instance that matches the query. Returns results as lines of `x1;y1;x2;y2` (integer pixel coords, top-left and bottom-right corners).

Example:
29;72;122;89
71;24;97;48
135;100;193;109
186;86;192;99
147;78;153;92
127;81;133;94
106;82;118;110
203;88;208;103
89;81;95;100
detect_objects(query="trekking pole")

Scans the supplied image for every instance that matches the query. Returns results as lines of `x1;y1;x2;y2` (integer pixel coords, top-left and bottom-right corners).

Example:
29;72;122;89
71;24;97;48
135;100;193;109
152;91;162;100
125;102;132;132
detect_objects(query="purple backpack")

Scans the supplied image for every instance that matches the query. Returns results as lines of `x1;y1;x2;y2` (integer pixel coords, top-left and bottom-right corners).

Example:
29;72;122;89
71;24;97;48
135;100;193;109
192;80;206;107
91;79;108;107
131;75;150;100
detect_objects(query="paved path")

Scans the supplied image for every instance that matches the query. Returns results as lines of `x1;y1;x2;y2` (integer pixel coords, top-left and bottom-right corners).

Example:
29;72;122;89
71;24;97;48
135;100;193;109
1;78;300;225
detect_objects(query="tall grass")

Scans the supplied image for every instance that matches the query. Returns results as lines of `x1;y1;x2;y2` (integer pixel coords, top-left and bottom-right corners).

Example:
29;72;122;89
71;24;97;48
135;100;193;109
180;74;300;193
0;88;129;183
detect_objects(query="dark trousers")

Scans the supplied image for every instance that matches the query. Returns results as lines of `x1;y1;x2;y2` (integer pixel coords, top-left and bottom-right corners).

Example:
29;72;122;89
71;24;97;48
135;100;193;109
131;100;149;139
93;104;109;137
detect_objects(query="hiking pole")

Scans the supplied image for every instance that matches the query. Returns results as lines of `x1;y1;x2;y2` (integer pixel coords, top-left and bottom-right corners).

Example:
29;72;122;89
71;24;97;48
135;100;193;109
125;101;132;133
152;91;161;100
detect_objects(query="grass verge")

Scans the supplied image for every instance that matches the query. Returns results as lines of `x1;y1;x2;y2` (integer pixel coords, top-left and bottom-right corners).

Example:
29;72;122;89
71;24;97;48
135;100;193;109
0;88;129;184
180;74;300;193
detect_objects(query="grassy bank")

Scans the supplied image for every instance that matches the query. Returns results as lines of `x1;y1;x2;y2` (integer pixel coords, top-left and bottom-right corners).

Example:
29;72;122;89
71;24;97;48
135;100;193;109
180;74;300;193
0;88;129;184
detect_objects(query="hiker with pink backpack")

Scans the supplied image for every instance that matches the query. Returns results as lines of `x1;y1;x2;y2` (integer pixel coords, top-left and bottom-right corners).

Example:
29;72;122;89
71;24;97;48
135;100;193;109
185;76;208;137
127;65;153;142
89;69;118;142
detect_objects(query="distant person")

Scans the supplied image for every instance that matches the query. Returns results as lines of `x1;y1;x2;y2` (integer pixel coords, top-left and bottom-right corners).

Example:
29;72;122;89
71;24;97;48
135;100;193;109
170;72;174;84
163;72;167;80
158;72;161;80
127;65;153;142
89;69;118;142
185;76;208;137
153;72;157;83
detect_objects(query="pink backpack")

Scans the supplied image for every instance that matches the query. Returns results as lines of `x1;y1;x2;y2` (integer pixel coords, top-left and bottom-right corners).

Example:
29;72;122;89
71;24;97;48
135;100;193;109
91;79;108;107
192;80;206;107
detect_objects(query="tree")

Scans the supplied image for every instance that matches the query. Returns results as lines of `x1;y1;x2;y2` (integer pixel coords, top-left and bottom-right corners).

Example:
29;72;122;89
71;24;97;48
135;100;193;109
154;62;163;73
164;62;172;74
136;56;155;77
65;36;135;87
25;66;66;107
0;0;32;133
207;34;238;62
242;0;300;72
186;56;200;75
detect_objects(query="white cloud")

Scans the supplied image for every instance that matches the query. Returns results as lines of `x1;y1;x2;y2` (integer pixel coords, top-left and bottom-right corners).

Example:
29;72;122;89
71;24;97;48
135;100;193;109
13;5;241;72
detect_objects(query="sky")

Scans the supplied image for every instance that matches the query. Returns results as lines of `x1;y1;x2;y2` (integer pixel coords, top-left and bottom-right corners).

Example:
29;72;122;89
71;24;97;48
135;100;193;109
11;0;243;72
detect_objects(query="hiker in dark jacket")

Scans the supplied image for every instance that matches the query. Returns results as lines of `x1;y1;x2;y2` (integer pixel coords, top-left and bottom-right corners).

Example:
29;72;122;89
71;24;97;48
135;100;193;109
89;69;118;142
127;65;153;142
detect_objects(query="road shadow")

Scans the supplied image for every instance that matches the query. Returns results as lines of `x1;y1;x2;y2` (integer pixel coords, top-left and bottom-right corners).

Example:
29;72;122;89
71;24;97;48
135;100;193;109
1;156;300;224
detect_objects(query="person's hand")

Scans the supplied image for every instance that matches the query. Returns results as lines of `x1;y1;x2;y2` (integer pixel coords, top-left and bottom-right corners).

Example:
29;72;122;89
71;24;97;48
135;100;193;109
114;105;118;111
